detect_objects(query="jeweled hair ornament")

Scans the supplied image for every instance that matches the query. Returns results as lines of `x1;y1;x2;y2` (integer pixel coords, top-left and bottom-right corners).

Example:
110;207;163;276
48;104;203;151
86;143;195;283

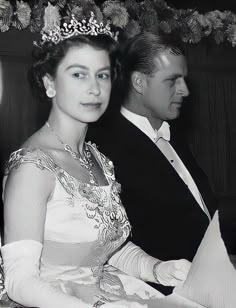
40;12;118;45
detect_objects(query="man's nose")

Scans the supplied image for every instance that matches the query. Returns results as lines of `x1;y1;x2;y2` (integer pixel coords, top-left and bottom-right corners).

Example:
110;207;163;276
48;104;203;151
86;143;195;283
87;78;101;96
180;79;189;97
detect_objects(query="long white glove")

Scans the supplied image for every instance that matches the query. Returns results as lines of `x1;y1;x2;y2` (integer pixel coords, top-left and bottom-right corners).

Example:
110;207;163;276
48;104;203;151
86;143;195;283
1;240;150;308
108;241;191;287
1;240;91;308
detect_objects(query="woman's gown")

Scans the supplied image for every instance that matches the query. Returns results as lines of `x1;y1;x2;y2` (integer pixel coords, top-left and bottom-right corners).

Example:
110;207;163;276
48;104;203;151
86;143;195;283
2;143;164;306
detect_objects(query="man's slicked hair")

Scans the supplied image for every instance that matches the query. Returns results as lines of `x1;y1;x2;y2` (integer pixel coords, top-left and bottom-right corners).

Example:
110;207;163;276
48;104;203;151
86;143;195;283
118;31;185;101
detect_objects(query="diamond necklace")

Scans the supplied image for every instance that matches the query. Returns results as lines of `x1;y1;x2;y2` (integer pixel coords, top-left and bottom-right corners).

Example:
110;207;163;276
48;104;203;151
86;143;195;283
45;121;98;185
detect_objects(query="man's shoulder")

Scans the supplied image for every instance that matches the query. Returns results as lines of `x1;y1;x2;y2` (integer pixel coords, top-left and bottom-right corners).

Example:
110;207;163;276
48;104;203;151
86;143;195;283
89;114;139;140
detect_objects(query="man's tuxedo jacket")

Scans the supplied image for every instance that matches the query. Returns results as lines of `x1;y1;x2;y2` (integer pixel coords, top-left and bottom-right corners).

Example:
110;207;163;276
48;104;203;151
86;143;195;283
88;114;216;262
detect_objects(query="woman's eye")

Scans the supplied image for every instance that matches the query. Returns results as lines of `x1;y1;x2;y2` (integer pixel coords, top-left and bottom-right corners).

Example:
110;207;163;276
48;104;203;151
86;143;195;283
97;73;110;80
73;72;85;78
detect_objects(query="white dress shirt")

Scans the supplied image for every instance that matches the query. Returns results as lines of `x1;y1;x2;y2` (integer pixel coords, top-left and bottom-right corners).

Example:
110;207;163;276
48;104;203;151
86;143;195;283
121;106;210;220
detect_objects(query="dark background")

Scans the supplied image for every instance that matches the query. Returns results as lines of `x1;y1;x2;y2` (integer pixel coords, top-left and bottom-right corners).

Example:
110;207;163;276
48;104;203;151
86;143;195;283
158;0;236;12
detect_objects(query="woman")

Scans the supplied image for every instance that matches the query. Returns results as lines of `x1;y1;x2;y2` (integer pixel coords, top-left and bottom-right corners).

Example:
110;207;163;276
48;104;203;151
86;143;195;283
1;13;190;308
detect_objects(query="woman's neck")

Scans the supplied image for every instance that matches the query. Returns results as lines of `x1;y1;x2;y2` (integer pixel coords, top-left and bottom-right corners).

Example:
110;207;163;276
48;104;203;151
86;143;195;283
47;113;88;155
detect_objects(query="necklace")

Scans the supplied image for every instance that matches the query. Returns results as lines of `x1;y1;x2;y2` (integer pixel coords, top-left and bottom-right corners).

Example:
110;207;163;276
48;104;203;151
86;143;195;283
45;122;98;185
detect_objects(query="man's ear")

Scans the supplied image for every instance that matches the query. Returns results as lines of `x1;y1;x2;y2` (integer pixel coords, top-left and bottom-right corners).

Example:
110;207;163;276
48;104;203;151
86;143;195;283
42;74;55;91
131;71;146;95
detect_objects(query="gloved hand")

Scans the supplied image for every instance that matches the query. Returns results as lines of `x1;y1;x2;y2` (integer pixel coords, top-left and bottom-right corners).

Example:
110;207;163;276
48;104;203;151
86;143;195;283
154;259;191;287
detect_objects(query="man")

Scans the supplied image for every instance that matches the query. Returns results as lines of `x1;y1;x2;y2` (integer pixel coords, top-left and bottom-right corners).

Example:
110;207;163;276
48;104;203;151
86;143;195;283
88;32;216;293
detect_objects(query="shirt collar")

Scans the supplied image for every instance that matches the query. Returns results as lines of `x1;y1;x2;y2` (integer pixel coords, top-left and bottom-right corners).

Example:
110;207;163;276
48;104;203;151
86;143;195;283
120;106;170;142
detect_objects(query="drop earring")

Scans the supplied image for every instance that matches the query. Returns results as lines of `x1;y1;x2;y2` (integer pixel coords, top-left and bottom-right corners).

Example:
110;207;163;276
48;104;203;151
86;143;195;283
46;88;56;98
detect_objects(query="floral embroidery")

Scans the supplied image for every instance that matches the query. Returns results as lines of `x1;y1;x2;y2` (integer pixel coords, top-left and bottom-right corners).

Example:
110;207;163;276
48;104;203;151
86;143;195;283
78;184;108;207
0;256;6;300
5;148;25;174
6;148;57;175
5;146;131;254
99;269;127;297
56;169;79;196
87;141;115;181
75;180;130;244
4;147;136;303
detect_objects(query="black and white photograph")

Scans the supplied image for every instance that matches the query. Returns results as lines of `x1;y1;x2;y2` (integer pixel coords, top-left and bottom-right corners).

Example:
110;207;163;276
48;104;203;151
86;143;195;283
0;0;235;307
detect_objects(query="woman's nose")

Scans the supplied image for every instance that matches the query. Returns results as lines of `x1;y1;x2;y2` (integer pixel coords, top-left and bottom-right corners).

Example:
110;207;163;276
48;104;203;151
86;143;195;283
87;78;101;96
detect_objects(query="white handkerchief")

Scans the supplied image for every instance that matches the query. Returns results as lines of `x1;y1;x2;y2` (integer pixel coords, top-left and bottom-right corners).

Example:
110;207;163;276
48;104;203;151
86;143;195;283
174;210;236;308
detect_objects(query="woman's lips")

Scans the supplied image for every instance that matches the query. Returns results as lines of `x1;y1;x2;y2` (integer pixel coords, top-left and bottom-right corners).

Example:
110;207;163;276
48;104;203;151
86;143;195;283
80;102;102;108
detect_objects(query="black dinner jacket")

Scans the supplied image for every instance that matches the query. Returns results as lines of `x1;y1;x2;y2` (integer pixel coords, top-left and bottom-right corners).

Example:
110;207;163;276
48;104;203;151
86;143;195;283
88;114;216;262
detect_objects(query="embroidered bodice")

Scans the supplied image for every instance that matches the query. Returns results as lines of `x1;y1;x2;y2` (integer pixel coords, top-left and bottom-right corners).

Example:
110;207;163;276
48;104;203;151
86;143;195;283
2;143;166;307
4;144;131;283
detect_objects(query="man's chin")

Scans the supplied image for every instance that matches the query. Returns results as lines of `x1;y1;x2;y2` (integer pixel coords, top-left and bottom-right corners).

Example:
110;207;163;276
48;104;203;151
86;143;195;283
169;108;181;120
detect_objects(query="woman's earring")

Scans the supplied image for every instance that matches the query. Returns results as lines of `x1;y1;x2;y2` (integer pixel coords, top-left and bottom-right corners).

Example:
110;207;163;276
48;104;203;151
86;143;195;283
46;88;56;98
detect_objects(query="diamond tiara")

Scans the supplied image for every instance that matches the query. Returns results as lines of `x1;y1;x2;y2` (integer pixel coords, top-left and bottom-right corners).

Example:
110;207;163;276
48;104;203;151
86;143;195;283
40;12;118;45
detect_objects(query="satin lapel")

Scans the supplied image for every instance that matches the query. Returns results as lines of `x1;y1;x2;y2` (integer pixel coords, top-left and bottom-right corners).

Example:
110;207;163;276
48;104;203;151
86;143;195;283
169;127;204;189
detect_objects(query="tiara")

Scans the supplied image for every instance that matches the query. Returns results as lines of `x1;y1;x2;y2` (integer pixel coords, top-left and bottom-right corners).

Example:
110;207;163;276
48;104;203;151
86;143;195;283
40;12;118;45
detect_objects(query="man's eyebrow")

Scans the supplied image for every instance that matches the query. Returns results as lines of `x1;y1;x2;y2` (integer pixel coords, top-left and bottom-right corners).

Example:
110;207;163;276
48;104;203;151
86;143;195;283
65;65;111;71
165;73;183;78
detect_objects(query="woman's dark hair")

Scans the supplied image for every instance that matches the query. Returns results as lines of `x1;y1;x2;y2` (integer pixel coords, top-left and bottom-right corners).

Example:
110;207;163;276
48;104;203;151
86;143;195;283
29;34;118;102
118;31;185;102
